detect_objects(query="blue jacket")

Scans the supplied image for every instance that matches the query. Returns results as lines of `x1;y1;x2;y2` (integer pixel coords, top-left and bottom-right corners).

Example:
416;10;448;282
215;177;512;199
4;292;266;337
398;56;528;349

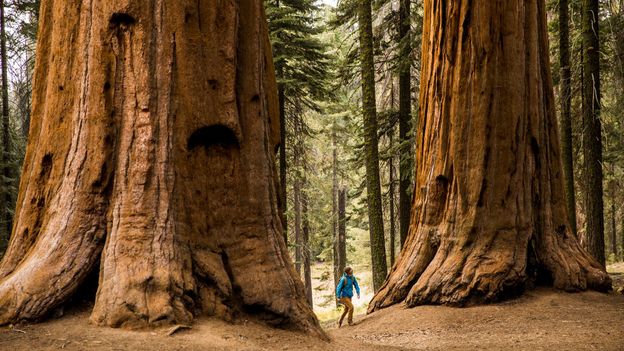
336;273;360;299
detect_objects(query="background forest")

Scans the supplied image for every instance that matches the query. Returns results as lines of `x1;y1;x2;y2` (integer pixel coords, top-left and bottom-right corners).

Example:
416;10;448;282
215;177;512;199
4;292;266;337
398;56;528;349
0;0;622;317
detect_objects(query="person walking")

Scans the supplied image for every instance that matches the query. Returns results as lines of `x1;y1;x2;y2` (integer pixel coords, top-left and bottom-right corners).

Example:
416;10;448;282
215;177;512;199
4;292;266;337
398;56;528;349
335;266;360;327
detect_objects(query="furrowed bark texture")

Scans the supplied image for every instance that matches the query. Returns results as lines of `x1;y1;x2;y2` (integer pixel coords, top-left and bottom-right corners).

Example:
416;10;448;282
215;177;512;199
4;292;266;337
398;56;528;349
398;0;413;248
369;0;611;312
358;0;387;292
0;0;322;337
0;0;12;246
558;0;577;236
301;185;312;307
581;0;605;267
278;66;287;245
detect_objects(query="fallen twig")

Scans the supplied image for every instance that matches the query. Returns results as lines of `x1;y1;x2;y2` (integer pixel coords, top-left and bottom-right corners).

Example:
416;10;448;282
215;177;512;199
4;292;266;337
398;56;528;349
166;325;191;336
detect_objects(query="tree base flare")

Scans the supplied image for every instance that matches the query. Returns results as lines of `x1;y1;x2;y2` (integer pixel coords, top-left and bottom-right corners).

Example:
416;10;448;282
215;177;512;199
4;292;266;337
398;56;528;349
369;0;611;313
369;224;612;312
0;0;324;338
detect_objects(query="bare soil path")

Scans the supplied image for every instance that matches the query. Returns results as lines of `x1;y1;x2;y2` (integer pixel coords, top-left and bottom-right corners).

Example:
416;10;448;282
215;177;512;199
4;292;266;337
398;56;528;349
1;287;622;351
342;288;623;350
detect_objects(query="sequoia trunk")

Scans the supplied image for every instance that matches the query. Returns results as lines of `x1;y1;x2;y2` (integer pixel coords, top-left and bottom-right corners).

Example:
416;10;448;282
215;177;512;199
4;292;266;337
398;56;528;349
301;182;312;307
358;0;387;291
0;0;11;248
369;0;611;312
398;0;413;248
0;0;322;336
278;66;288;245
581;0;605;267
559;0;577;236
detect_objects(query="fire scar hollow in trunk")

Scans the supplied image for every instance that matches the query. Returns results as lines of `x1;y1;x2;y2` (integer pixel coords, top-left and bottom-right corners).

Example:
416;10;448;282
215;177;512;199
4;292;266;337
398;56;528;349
0;0;322;336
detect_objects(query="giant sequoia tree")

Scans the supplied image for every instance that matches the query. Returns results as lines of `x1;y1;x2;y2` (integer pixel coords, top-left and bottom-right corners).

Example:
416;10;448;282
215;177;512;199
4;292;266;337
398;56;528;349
369;0;611;311
0;0;322;336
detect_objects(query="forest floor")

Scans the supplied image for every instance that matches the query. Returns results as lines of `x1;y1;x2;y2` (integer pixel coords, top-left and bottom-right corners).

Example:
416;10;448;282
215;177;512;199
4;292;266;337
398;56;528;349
1;269;623;351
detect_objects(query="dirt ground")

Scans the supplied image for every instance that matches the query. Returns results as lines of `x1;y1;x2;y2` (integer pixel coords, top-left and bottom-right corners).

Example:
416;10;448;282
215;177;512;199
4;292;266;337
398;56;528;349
1;286;622;351
609;262;624;293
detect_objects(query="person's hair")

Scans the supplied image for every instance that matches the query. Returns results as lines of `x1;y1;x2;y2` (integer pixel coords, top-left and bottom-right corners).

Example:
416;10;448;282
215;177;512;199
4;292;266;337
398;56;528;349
344;267;353;274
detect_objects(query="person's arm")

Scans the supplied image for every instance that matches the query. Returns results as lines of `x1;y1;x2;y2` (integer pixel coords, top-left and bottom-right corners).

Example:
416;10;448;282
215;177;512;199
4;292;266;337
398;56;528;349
354;277;361;298
336;276;345;298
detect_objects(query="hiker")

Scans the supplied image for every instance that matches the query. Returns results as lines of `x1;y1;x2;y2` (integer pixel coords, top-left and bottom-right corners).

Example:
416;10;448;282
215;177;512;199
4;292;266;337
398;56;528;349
335;266;360;327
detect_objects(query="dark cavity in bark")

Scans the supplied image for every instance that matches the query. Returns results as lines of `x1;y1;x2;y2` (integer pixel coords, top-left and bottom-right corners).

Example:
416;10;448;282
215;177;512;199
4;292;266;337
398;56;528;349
188;125;239;151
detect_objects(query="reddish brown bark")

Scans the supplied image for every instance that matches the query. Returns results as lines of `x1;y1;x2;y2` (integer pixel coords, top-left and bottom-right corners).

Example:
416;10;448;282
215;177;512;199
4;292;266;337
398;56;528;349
0;0;322;337
369;0;611;312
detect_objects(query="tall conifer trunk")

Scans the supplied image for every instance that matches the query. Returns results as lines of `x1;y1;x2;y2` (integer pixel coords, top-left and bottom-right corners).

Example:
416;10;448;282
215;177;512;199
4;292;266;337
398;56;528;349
398;0;413;248
332;127;340;287
278;66;288;244
0;0;11;249
0;0;322;336
559;0;577;236
369;0;611;312
273;0;288;246
608;177;617;259
337;187;347;276
358;0;387;291
389;133;396;266
301;179;312;307
610;199;617;259
581;0;605;267
621;208;624;261
294;178;302;275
